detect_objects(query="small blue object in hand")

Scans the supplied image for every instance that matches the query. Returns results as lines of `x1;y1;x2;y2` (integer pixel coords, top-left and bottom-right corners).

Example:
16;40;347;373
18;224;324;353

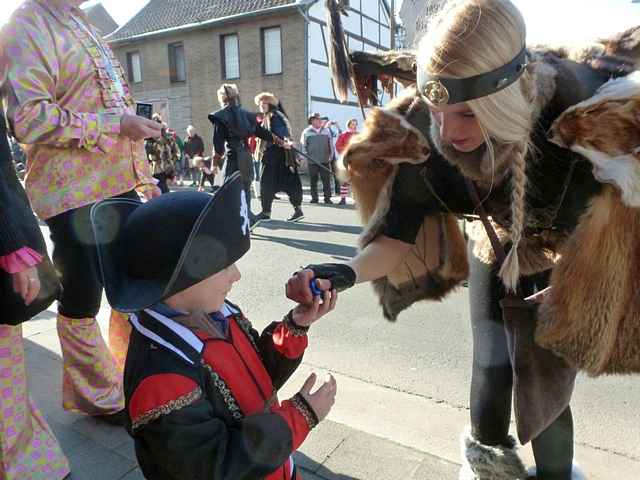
309;279;322;297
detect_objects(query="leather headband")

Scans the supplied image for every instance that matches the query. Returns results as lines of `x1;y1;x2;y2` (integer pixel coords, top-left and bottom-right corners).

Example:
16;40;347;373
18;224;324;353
418;47;528;106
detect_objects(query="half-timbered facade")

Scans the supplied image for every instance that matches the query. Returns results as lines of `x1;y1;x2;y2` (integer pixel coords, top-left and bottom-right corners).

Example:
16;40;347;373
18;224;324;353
306;0;393;128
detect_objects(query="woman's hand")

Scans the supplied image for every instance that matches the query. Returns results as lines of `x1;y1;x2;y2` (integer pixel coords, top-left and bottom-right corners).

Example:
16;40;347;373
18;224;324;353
120;114;162;141
12;266;40;305
298;373;337;422
142;185;162;201
291;287;337;327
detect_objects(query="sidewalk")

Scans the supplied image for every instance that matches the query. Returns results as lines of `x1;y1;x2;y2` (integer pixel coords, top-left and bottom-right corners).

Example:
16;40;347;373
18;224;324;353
22;308;460;480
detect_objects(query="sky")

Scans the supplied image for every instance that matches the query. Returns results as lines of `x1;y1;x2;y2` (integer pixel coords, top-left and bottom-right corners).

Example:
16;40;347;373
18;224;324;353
0;0;638;46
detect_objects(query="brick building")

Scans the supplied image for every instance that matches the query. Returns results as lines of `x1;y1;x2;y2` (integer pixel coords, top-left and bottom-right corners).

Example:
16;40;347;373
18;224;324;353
106;0;392;151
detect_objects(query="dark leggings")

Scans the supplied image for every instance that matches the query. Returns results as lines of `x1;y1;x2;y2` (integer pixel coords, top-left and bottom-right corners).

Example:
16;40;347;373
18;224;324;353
468;251;574;480
45;190;139;319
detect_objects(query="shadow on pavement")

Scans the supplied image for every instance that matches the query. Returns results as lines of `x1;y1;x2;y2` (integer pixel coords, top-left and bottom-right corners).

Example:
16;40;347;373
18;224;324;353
295;452;361;480
257;219;362;236
251;232;357;260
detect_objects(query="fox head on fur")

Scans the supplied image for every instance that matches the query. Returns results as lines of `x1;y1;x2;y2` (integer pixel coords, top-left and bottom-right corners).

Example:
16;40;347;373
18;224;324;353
343;107;431;178
548;71;640;208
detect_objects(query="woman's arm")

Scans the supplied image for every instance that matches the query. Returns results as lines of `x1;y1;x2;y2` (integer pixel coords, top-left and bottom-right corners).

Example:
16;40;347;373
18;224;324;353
286;234;412;305
348;234;413;284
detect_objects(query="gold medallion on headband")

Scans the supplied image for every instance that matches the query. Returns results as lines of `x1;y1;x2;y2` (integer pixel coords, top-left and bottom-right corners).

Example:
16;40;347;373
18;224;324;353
422;80;450;106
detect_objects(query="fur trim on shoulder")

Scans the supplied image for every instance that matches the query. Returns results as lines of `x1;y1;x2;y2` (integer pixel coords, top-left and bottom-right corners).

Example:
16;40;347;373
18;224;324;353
254;92;278;106
459;426;528;480
344;88;431;224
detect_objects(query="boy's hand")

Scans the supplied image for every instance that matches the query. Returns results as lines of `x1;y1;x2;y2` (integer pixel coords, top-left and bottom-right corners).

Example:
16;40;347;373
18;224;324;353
286;269;329;305
299;373;337;422
291;287;337;327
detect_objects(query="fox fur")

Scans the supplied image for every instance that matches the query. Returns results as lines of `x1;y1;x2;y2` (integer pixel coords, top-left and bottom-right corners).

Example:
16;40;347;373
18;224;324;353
342;88;469;320
537;72;640;375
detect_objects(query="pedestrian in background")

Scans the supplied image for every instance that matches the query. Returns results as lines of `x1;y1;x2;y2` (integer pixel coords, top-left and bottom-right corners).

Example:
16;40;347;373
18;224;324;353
208;83;286;229
322;116;342;196
335;118;359;205
184;125;204;186
0;0;162;431
145;115;178;194
300;113;334;204
254;92;304;222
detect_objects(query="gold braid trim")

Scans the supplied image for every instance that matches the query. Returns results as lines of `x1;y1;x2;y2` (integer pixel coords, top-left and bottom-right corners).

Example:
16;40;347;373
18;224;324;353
291;393;319;430
131;387;203;431
202;362;244;421
234;315;261;353
284;311;309;337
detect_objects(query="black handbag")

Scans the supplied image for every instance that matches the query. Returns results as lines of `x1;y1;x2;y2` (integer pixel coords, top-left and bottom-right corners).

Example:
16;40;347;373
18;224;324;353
466;179;576;444
0;253;60;326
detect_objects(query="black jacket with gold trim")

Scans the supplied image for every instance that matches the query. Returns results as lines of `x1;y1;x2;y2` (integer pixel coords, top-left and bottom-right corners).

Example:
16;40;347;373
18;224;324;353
124;301;314;480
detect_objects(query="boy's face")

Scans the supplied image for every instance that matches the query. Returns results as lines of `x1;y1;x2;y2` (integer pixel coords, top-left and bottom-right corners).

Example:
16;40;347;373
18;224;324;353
165;264;241;313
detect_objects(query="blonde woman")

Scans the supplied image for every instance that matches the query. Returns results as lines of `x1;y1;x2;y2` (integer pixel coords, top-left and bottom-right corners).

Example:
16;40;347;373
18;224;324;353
285;0;624;478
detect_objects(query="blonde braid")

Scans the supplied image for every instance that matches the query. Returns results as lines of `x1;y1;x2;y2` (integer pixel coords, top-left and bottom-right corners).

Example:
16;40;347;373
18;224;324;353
499;141;529;292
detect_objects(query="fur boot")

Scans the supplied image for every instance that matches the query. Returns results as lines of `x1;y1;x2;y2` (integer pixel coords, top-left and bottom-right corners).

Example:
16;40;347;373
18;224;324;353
460;427;528;480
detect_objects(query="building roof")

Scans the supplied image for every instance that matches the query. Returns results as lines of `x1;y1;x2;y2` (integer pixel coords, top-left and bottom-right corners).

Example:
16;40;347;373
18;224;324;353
107;0;313;43
82;3;119;36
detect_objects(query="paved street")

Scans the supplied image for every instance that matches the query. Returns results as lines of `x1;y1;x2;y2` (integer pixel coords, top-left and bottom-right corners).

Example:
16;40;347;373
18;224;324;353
23;187;640;479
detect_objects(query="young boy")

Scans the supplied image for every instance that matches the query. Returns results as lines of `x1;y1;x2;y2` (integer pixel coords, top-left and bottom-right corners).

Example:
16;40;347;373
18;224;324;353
91;173;337;480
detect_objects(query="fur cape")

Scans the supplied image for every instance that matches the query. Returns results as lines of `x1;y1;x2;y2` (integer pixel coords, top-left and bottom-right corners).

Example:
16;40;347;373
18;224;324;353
343;51;611;320
536;186;640;375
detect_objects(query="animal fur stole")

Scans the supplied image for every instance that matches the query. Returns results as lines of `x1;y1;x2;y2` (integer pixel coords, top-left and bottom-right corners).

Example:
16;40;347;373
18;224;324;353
536;186;640;375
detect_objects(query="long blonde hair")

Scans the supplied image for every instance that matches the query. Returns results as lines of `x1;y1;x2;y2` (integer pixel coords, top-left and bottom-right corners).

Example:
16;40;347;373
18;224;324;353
419;0;537;291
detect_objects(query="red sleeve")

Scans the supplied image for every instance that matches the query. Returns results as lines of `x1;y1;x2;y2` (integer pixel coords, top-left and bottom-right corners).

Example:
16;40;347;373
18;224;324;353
129;374;202;429
271;321;308;359
272;398;314;451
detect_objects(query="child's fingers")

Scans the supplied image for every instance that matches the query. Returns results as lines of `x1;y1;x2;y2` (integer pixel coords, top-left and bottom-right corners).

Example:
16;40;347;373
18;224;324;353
311;294;321;315
329;289;338;311
286;269;315;305
300;373;317;395
315;278;332;291
317;374;337;400
318;289;335;316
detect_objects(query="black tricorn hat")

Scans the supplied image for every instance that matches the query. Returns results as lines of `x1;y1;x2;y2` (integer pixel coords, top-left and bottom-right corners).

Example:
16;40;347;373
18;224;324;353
90;173;250;313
